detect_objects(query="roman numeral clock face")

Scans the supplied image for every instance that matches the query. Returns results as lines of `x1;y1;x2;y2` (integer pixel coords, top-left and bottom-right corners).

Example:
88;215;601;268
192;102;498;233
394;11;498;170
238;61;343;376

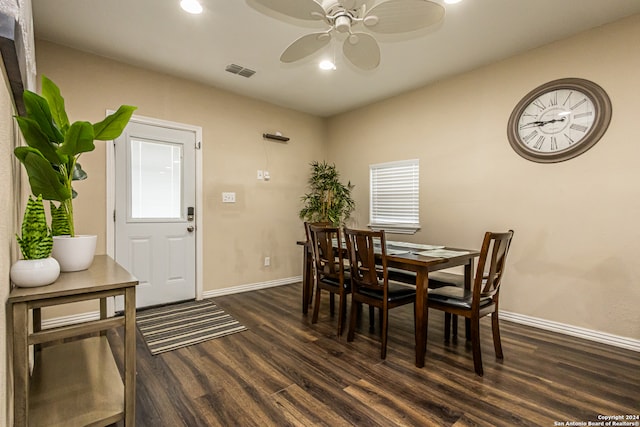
507;78;612;163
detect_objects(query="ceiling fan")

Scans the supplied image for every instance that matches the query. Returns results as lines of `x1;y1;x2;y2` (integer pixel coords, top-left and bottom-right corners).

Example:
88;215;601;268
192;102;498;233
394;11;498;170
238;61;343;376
252;0;445;70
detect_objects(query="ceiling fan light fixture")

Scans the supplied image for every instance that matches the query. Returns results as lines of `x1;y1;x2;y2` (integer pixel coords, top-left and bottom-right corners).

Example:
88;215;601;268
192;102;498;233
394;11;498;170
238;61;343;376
180;0;203;14
319;60;336;70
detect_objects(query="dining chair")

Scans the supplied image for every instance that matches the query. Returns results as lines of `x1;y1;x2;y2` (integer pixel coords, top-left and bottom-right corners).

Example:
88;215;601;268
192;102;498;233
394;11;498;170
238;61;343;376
344;228;417;359
308;223;351;336
427;230;514;376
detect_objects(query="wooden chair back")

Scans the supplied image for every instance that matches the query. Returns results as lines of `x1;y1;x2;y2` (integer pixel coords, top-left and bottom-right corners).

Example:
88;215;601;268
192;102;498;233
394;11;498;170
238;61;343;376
472;230;514;310
308;223;346;286
343;227;387;294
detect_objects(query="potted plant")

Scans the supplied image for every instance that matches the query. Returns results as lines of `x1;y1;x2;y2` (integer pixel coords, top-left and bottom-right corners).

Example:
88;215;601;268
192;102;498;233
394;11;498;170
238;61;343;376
299;161;355;226
14;75;136;271
10;195;60;287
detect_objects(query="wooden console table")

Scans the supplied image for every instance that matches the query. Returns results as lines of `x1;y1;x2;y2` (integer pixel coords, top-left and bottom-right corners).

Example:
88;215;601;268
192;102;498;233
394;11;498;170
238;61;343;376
9;255;138;427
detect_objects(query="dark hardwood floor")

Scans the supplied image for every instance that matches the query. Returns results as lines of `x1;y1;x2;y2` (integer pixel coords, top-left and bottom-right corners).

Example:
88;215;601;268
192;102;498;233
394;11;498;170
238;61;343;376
110;283;640;427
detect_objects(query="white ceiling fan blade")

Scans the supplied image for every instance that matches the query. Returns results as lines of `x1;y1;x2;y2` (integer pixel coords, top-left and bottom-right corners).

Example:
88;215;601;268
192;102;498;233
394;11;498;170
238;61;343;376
252;0;326;21
280;32;331;63
342;33;380;70
364;0;445;34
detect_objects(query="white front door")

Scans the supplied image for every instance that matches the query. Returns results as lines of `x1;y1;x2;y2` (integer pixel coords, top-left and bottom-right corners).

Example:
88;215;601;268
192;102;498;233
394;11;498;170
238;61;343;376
114;120;197;308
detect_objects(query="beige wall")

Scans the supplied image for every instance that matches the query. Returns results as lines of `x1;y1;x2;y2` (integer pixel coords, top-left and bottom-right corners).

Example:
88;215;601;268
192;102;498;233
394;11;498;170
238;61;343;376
35;40;325;303
1;59;20;427
327;15;640;339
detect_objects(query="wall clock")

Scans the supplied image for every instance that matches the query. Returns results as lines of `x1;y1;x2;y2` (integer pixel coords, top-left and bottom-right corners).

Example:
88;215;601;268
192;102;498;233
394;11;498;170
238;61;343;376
507;78;612;163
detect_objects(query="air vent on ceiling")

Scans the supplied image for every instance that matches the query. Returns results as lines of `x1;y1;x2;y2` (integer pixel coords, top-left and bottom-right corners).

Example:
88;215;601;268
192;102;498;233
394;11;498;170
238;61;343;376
225;64;256;78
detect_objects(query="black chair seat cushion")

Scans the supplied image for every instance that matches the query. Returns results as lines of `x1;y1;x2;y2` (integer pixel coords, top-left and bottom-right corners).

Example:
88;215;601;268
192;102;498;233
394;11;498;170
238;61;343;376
319;271;351;291
428;286;493;309
358;281;416;302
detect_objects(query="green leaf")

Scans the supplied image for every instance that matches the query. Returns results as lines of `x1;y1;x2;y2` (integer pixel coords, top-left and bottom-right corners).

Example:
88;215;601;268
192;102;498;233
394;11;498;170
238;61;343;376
59;121;95;156
41;75;70;134
15;116;62;165
50;202;71;236
72;162;88;181
22;90;65;143
14;150;72;202
93;105;137;140
16;195;53;259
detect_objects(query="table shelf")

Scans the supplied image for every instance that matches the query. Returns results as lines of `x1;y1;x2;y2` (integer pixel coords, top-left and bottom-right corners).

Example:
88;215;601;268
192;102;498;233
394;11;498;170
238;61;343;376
29;336;124;427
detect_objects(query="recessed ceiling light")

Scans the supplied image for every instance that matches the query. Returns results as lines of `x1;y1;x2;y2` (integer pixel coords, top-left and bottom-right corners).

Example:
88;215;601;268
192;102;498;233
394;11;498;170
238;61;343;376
444;0;462;4
319;60;336;71
180;0;203;14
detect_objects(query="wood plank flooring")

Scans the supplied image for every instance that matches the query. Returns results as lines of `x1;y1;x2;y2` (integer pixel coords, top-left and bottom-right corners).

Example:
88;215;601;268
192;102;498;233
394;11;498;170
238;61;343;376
109;283;640;426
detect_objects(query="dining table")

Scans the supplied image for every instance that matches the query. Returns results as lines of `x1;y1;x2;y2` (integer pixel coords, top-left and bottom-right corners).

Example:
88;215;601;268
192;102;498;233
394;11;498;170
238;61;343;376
298;238;480;368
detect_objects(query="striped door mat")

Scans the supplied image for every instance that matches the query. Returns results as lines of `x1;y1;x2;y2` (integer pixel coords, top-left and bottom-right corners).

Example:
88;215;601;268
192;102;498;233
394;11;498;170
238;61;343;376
137;299;247;355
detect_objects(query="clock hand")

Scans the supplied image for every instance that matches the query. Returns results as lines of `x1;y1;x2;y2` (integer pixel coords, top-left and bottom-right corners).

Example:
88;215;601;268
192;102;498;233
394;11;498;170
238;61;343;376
539;117;566;126
520;121;545;128
522;117;567;129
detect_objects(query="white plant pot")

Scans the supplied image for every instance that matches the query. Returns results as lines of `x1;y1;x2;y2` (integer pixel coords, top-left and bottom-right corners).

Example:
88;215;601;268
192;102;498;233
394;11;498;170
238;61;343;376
10;257;60;287
52;235;98;272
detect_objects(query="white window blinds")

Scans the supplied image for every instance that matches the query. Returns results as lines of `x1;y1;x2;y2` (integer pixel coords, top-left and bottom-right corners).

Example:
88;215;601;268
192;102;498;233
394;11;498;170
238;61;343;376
369;159;420;234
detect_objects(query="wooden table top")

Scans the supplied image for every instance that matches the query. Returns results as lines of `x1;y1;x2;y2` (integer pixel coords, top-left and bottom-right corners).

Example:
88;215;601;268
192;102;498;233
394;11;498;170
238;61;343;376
8;255;138;303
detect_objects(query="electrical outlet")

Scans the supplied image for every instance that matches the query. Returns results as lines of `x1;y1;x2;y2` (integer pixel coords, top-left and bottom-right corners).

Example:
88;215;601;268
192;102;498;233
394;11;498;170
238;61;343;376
257;170;263;180
222;192;236;203
264;256;270;267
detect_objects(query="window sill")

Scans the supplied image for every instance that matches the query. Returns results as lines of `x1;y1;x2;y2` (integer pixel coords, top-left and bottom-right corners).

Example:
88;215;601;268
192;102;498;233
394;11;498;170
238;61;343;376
368;224;421;235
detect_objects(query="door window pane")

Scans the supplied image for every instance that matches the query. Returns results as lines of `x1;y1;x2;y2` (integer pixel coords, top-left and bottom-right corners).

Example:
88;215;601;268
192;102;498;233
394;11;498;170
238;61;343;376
130;139;182;219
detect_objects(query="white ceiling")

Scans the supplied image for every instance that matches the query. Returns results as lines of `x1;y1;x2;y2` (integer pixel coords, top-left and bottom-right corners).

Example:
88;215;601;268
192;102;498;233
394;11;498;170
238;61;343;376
31;0;640;117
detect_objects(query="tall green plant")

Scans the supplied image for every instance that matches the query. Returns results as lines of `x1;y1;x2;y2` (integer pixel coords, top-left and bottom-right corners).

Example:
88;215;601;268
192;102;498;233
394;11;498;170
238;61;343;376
16;195;53;260
299;161;355;226
14;75;136;236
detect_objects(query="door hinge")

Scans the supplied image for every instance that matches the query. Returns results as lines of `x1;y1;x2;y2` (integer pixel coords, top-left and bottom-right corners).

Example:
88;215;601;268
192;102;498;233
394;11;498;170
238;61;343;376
195;141;201;150
113;210;116;222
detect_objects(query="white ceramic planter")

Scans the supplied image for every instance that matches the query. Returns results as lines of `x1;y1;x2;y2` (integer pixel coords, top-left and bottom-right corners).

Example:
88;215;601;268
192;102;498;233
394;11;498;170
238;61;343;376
52;235;98;272
10;257;60;287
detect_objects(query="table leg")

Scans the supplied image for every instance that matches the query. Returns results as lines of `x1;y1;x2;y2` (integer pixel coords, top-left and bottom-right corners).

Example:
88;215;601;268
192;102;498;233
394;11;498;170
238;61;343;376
414;268;428;368
33;307;42;352
100;297;108;336
13;302;29;427
124;287;136;426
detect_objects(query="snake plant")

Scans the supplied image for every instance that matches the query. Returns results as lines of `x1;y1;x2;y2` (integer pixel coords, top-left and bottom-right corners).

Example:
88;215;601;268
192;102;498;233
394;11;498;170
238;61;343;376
16;195;53;260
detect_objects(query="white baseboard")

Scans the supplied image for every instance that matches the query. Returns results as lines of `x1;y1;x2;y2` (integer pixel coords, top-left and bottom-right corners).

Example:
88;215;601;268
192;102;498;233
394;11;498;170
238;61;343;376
500;310;640;352
202;276;302;299
40;281;638;353
41;311;101;329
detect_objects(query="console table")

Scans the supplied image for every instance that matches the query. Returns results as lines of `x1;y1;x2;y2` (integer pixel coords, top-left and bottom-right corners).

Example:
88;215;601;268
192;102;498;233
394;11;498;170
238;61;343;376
9;255;138;426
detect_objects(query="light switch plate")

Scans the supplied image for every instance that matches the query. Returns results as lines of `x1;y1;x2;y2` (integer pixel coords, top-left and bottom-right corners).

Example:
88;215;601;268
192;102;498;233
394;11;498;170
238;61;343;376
222;192;236;203
257;170;263;180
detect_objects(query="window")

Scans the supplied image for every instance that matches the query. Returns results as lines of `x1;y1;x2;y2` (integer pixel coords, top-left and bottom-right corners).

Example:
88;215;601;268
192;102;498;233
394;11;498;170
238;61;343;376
369;159;420;234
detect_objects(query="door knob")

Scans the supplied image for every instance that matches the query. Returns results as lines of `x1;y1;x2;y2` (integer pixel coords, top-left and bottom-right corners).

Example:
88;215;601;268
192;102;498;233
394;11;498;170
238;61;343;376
187;226;195;232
